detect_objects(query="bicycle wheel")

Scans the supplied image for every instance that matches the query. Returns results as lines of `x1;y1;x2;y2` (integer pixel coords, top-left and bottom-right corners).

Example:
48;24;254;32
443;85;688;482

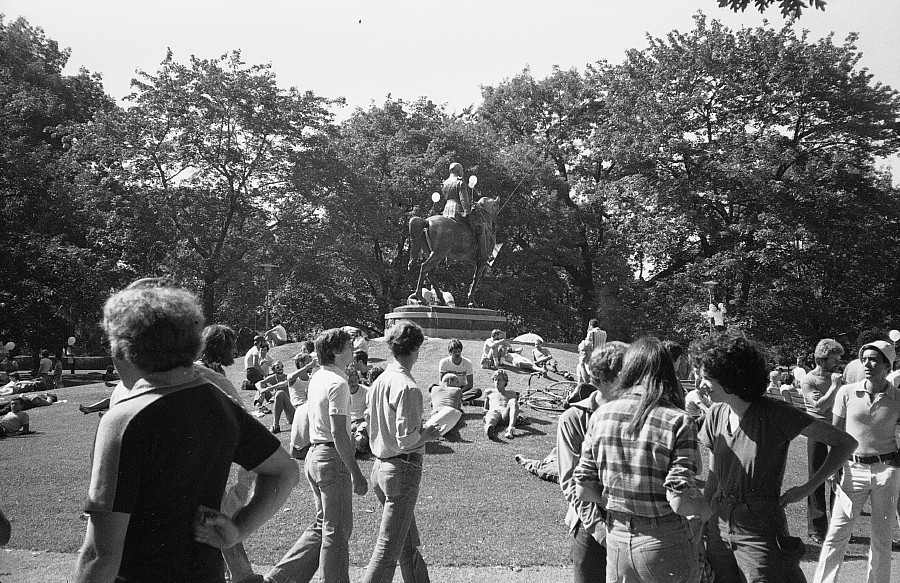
545;380;578;401
525;390;566;412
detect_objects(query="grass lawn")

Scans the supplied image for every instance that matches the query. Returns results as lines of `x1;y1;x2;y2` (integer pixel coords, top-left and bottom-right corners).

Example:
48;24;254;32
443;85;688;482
1;337;890;569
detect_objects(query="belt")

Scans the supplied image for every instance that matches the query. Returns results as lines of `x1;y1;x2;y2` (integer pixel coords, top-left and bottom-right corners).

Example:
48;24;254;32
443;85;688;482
714;491;780;504
378;452;424;463
851;451;898;465
605;510;682;528
311;441;335;447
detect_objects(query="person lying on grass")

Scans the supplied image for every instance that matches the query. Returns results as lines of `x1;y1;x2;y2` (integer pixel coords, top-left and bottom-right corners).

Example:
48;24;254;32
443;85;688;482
0;397;31;436
484;369;521;440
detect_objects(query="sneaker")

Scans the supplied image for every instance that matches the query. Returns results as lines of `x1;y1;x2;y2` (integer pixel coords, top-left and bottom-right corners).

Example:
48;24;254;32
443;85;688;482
504;429;514;439
271;424;280;434
514;454;525;464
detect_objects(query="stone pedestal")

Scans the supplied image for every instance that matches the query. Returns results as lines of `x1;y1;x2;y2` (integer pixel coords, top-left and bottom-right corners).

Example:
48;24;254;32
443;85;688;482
384;305;507;340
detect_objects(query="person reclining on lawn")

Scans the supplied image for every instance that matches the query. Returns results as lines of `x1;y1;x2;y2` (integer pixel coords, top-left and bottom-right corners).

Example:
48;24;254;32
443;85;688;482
0;397;31;436
0;392;56;415
484;369;521;440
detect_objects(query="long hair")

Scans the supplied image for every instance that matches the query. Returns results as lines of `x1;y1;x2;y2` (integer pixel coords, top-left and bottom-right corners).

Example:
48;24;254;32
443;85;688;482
614;336;685;434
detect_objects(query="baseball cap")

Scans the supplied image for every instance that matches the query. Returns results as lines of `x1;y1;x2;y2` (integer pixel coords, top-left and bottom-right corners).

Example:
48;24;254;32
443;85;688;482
858;340;897;366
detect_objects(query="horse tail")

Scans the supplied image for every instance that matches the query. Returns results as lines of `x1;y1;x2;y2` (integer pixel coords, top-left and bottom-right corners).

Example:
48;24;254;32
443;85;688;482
408;216;427;271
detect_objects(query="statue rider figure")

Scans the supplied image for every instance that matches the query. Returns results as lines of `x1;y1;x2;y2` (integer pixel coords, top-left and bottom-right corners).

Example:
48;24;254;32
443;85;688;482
442;163;488;262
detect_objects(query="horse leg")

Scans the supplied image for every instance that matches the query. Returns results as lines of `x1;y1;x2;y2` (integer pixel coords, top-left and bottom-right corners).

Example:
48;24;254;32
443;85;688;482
430;278;446;306
467;263;487;307
416;253;444;302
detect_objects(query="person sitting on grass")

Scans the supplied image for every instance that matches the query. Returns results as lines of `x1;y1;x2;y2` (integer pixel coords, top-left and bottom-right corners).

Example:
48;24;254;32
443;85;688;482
289;341;318;406
264;318;288;347
347;365;370;455
243;336;270;390
430;372;464;413
575;340;593;385
438;338;480;404
481;329;519;369
484;369;520;440
532;338;562;377
254;361;293;433
102;365;118;384
0;397;31;437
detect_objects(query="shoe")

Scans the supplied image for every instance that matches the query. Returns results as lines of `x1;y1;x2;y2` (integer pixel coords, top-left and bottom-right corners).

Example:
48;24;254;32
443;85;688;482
79;405;90;414
485;424;497;440
271;424;280;434
504;429;514;439
514;454;525;464
258;406;271;415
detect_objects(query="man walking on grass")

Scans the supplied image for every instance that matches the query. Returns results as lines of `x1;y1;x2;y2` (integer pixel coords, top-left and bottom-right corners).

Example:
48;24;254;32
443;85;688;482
363;320;442;583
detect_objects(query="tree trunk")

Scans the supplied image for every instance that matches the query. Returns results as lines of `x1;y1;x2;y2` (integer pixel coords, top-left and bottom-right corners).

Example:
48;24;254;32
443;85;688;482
201;268;218;323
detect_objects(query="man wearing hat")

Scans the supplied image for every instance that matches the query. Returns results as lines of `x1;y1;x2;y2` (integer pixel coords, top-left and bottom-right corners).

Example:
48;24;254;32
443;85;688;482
814;340;900;583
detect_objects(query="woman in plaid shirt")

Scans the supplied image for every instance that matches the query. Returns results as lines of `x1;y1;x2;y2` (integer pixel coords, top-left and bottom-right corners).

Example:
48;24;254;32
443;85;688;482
574;337;711;583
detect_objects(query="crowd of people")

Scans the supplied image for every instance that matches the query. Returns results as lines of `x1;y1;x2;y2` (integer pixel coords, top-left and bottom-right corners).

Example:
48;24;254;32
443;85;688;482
2;275;891;583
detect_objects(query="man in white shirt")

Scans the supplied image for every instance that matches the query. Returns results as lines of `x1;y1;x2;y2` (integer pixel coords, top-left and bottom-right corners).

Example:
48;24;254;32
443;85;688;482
438;338;478;404
264;319;288;347
266;328;367;583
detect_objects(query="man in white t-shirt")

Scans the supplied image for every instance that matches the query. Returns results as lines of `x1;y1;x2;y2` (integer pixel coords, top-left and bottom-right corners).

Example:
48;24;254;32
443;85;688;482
438;338;479;404
264;318;288;347
266;328;368;583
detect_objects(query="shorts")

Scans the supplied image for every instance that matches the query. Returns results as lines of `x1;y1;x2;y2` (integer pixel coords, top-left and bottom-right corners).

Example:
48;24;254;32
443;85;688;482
485;407;510;427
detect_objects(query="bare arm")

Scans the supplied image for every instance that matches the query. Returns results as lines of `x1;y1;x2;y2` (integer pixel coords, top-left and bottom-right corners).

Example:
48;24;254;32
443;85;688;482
74;511;130;583
193;445;300;548
780;419;857;506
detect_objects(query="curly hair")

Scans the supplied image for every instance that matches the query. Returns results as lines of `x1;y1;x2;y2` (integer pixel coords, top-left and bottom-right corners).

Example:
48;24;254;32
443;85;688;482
588;341;629;385
315;328;351;366
813;339;844;365
199;324;236;367
103;285;204;374
447;338;463;353
387;320;424;357
690;332;768;402
491;369;508;383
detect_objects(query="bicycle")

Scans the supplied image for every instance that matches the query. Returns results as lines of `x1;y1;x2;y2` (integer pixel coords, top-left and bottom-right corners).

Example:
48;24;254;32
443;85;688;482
519;375;577;413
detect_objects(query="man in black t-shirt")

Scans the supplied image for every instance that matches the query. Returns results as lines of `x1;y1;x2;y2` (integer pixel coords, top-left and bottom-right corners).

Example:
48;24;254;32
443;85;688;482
75;281;299;583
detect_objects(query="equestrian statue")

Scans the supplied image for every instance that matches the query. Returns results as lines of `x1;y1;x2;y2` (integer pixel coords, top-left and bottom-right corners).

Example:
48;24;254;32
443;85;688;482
408;162;499;308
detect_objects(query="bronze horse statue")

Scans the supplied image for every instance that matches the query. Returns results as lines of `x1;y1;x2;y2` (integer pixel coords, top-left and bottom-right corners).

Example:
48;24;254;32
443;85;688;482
408;196;499;307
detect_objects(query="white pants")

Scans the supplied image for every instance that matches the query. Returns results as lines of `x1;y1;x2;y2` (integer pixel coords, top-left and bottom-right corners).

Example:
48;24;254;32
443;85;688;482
813;460;900;583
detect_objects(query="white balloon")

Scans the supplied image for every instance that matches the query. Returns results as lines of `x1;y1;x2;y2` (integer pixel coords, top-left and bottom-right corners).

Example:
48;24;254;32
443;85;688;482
890;330;900;342
431;192;440;203
4;342;14;351
68;336;76;346
468;175;478;188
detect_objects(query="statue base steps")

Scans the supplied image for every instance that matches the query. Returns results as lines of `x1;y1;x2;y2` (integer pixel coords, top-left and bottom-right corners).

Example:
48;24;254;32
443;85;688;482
384;305;507;340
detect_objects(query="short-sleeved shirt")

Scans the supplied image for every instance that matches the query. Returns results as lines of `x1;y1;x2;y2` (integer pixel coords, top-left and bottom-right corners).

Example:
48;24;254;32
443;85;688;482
38;357;52;375
575;391;702;518
84;368;279;582
307;364;350;443
244;346;261;370
0;410;28;433
367;361;425;457
684;390;711;418
800;370;836;420
429;383;463;411
289;378;309;406
438;356;473;387
833;381;900;456
701;397;812;499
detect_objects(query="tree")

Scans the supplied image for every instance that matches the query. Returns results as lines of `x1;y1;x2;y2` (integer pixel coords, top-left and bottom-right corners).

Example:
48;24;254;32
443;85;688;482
0;15;117;359
71;50;338;321
590;14;900;350
716;0;826;18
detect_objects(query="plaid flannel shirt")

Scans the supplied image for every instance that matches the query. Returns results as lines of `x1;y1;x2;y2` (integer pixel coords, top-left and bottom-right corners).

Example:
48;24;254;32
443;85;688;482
574;391;702;518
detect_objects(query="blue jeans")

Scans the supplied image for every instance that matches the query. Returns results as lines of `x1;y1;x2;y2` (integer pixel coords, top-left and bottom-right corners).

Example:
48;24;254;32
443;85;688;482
221;468;256;582
571;521;606;583
362;455;430;583
266;444;353;583
605;511;697;583
707;498;806;583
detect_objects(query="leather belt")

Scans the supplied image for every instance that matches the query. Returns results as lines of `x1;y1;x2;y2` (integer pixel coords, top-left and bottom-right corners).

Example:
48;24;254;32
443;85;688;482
311;442;335;447
851;451;898;465
378;452;423;463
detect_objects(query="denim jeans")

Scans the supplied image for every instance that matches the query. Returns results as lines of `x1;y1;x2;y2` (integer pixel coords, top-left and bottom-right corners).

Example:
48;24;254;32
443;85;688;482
604;511;696;583
361;455;430;583
571;521;606;583
266;444;353;583
813;460;900;583
707;498;805;583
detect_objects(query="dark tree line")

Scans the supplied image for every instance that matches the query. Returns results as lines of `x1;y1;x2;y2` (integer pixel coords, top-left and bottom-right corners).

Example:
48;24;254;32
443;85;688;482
2;12;898;359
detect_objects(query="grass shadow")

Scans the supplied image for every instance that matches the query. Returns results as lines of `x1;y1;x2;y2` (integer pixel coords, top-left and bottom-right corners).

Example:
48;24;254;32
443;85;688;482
425;440;454;455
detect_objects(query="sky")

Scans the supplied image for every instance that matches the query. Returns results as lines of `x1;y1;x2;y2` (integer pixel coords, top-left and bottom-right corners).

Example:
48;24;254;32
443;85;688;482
5;0;900;178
